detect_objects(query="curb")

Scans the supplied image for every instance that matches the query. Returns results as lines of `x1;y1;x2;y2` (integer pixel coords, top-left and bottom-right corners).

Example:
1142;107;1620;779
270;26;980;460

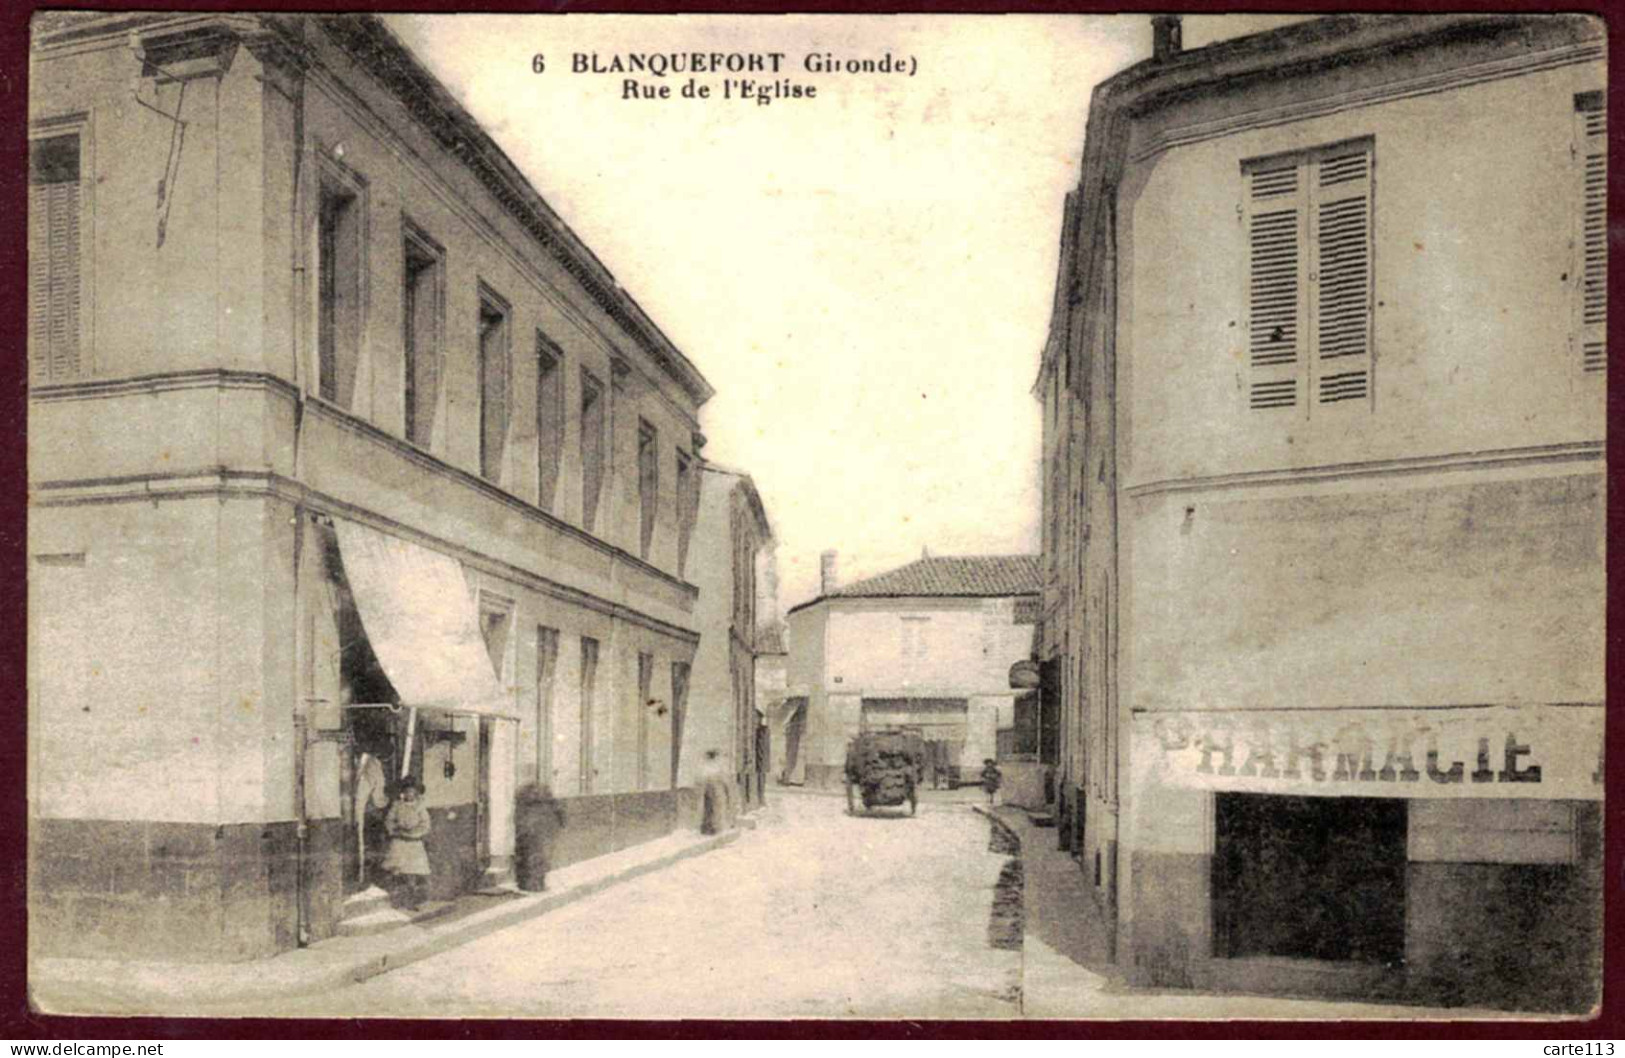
972;804;1023;849
34;828;742;1014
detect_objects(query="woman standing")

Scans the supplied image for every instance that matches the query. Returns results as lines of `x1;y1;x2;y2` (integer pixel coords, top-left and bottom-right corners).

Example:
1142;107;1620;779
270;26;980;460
383;779;432;910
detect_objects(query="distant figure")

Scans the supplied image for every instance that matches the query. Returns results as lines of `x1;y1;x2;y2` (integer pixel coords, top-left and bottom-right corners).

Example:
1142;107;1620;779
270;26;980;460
383;779;432;910
981;759;1003;806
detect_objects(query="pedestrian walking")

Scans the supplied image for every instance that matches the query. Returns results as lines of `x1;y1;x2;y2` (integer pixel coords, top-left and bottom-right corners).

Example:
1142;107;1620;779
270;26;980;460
383;778;432;910
980;759;1003;806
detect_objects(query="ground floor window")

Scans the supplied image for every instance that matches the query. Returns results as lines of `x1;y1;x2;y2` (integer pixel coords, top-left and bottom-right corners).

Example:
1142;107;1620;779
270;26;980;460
1212;793;1407;965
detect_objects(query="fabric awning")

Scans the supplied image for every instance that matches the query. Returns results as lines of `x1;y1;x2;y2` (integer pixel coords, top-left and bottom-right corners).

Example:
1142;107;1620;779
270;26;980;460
332;519;515;718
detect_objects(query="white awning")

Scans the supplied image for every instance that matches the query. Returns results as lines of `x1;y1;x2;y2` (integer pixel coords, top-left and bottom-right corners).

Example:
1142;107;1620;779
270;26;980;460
332;519;515;719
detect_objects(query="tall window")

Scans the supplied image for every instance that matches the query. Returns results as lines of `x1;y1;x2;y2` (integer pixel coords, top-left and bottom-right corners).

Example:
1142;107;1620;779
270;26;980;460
1576;92;1606;374
535;626;560;789
580;369;606;531
29;132;82;385
675;449;697;573
579;636;599;794
478;595;512;683
478;288;510;484
402;224;443;447
637;419;659;559
670;660;691;788
317;173;363;408
536;334;564;512
1242;138;1373;413
636;652;654;790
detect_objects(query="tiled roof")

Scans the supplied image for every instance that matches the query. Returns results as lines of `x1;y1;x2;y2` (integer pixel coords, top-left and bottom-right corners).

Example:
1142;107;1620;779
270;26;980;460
830;555;1040;600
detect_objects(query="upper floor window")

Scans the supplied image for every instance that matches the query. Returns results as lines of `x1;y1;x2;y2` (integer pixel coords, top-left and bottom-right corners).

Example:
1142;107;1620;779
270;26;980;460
317;166;365;409
402;222;443;447
478;593;513;683
1242;138;1373;413
1575;92;1606;375
536;333;564;512
675;448;696;573
637;419;659;560
477;287;511;484
30;132;83;385
580;369;606;532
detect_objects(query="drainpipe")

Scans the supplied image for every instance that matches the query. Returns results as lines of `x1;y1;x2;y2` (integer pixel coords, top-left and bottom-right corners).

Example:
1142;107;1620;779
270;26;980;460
288;17;312;949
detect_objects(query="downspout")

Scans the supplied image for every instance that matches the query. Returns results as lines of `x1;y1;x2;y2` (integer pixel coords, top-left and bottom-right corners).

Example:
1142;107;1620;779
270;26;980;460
288;18;312;948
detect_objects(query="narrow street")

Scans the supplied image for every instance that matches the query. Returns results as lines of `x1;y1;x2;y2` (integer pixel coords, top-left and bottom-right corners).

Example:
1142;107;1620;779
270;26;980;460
267;791;1024;1020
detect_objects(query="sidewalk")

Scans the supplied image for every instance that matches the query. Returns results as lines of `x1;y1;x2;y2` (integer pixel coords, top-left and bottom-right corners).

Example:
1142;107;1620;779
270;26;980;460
30;826;741;1017
979;806;1523;1021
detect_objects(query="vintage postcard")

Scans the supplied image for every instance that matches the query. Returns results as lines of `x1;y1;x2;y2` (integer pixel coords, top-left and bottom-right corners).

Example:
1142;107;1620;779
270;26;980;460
23;10;1606;1022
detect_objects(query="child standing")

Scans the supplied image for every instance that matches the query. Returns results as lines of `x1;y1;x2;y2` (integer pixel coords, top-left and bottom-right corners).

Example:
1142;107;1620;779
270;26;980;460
980;759;1003;806
383;779;432;910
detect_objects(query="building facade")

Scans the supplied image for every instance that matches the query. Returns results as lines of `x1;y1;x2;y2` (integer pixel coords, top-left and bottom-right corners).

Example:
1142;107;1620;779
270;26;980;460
784;553;1040;790
28;13;735;961
1037;14;1605;1012
685;464;778;813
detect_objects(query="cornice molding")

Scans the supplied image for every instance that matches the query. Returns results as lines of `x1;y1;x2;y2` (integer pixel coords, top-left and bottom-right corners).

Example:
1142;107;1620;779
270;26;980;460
28;370;699;601
307;15;714;408
1122;441;1604;501
1128;40;1605;165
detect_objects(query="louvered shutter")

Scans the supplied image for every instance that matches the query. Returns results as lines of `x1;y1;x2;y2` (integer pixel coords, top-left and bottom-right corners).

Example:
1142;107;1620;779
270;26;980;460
1309;144;1373;406
29;134;82;385
1244;159;1305;411
1576;95;1606;374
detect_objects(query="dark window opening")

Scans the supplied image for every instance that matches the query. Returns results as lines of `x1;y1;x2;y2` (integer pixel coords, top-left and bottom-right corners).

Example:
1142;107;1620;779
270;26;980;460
580;370;606;531
402;227;442;446
318;179;362;408
637;419;659;559
1213;793;1407;965
535;335;564;512
478;291;510;483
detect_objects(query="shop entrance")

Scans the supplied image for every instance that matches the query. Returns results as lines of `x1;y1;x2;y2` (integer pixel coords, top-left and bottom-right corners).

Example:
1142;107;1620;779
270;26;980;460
1212;793;1407;965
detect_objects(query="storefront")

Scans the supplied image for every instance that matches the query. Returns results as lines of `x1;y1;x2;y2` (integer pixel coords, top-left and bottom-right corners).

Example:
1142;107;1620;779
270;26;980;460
1123;704;1604;1010
306;517;521;927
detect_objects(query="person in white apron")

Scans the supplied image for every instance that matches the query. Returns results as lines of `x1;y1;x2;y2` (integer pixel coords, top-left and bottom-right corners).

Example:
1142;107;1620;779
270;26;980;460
383;779;432;909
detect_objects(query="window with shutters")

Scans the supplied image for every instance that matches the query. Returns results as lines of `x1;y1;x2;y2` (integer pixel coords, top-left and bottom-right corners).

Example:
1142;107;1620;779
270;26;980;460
1242;138;1374;414
1575;92;1606;375
29;131;84;385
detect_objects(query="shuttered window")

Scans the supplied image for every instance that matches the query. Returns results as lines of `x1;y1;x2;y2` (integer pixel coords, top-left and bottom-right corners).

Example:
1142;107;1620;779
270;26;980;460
1575;92;1606;374
29;134;83;385
1243;139;1374;413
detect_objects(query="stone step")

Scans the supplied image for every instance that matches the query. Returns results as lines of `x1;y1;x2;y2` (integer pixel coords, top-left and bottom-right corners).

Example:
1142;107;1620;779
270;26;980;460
335;907;414;938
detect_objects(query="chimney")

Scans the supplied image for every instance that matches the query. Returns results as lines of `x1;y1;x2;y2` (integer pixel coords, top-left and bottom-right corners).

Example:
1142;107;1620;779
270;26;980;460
1151;15;1183;62
820;550;839;595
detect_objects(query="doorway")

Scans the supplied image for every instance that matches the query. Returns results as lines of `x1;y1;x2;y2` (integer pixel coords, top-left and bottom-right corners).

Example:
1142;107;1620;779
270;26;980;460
1212;793;1407;965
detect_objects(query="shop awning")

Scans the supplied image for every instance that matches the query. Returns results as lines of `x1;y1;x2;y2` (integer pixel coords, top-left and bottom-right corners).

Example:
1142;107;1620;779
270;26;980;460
332;519;515;719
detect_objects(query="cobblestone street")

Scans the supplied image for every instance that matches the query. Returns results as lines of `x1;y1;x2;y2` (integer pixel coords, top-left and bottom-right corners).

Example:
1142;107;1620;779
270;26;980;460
266;791;1023;1020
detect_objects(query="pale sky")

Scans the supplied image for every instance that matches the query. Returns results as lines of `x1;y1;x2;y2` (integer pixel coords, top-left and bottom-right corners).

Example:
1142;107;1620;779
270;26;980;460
384;14;1309;610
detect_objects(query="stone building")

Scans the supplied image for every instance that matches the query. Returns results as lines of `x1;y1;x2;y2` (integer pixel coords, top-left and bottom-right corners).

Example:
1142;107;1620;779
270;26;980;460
28;13;731;960
684;463;778;814
1036;14;1605;1011
784;553;1040;790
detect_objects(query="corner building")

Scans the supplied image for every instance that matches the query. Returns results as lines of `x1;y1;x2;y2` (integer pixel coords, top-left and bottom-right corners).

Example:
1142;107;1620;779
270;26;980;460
1037;15;1605;1012
29;13;725;960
